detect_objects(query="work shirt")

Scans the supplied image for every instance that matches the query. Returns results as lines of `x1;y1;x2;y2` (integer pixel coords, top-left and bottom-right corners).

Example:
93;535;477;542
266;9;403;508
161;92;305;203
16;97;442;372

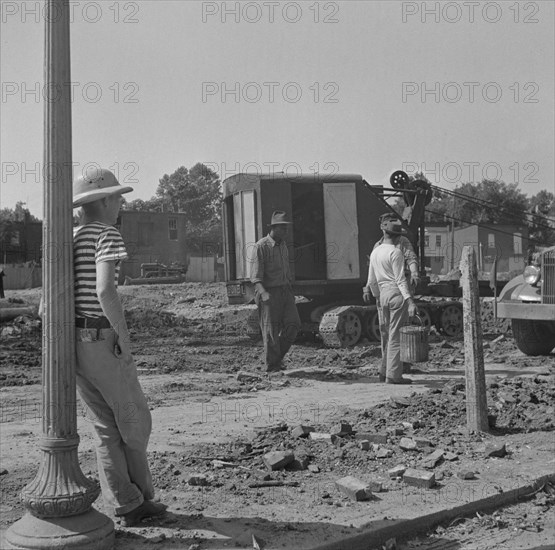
366;243;411;301
373;235;418;272
74;222;127;318
250;234;291;288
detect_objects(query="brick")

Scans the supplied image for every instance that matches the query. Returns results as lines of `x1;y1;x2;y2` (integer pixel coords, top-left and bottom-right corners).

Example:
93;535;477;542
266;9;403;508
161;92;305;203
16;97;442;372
331;434;345;448
422;449;444;468
308;464;320;473
401;421;414;430
444;451;459;461
403;468;436;488
359;440;370;451
356;432;388;444
335;476;371;501
399;438;418;451
309;432;332;442
388;427;405;436
330;423;353;437
388;465;407;479
263;450;295;471
457;470;476;480
291;425;314;438
188;474;208;486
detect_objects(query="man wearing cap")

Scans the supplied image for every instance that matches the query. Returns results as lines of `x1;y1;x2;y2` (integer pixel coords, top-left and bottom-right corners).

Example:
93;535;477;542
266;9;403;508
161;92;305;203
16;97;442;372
73;168;166;526
250;210;301;372
373;213;420;288
364;216;417;384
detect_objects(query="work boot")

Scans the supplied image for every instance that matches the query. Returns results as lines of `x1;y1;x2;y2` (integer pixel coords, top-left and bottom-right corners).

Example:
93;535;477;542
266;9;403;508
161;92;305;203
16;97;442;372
266;362;283;373
118;500;167;527
386;377;413;385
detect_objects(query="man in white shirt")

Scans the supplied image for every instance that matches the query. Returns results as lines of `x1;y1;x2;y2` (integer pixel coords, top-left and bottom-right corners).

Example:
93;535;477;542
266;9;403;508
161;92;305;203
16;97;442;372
364;217;417;384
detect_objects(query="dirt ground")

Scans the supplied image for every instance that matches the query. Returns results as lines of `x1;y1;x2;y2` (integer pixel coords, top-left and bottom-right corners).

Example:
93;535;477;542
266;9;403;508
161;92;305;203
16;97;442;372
1;283;554;550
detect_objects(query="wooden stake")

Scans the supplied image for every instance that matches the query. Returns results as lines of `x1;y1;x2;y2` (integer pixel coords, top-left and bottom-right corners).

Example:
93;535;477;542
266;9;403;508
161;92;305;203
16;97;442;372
460;246;489;433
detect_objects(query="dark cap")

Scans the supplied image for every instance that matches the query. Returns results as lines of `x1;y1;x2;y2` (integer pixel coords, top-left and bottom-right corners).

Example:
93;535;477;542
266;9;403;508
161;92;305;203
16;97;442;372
379;212;399;223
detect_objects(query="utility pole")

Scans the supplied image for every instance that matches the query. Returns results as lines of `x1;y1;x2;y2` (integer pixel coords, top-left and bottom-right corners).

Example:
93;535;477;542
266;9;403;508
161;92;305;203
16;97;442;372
6;1;114;548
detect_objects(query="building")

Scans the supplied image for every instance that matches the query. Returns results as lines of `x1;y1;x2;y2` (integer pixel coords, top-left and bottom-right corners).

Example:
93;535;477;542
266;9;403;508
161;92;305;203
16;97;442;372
423;223;529;275
117;211;189;279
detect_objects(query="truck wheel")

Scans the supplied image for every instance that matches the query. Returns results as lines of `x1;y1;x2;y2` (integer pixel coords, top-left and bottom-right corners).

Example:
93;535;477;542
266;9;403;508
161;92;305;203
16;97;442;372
366;310;381;341
338;310;363;347
512;319;555;356
437;304;463;337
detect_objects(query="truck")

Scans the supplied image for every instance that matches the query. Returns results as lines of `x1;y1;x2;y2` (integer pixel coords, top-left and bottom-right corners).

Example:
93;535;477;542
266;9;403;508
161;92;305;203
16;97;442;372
222;170;477;347
496;245;555;356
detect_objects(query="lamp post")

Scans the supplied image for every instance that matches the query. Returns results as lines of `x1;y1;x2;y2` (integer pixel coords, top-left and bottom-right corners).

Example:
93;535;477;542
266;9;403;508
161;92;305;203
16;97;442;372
6;1;114;548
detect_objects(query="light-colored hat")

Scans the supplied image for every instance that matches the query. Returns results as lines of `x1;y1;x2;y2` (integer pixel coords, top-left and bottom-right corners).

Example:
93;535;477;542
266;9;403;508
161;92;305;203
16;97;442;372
269;210;292;226
73;168;133;207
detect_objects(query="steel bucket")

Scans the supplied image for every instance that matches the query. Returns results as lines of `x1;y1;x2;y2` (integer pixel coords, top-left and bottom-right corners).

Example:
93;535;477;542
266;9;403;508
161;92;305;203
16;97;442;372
400;315;429;363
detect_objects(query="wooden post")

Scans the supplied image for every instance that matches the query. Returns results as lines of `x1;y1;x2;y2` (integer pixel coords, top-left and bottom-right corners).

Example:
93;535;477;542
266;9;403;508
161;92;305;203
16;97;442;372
5;1;114;548
460;246;489;433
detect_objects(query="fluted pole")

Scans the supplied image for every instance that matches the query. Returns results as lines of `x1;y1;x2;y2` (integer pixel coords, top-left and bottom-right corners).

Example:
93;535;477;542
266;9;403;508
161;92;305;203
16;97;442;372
6;1;114;547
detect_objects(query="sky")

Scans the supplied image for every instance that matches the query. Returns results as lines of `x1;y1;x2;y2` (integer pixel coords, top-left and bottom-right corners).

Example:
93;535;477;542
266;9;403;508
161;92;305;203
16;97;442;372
1;0;554;218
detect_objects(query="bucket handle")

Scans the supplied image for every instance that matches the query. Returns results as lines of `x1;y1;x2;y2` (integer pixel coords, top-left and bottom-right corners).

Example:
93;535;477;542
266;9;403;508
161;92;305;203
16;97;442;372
408;314;424;327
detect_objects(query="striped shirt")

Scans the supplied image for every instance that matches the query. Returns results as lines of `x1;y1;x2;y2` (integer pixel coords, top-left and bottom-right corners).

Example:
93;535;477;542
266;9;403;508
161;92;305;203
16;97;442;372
73;222;128;319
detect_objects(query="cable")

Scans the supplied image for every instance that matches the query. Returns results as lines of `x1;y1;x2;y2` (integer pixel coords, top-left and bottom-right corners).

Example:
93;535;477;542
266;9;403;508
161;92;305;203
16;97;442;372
425;209;550;247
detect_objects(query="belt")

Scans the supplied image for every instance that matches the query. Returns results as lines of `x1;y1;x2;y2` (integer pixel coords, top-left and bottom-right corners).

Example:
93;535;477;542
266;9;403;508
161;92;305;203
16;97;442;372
75;317;111;329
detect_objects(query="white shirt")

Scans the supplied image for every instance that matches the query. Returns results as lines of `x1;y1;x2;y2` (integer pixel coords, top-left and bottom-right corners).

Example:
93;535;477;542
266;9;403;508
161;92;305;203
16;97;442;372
366;243;412;301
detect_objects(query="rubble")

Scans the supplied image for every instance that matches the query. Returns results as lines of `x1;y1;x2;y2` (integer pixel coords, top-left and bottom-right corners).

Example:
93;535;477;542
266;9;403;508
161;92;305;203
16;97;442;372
335;476;371;501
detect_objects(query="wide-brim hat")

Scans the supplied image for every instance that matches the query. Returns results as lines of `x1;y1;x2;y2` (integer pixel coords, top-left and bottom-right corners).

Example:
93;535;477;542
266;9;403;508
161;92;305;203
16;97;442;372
269;210;292;226
73;168;133;207
379;212;399;223
381;219;407;236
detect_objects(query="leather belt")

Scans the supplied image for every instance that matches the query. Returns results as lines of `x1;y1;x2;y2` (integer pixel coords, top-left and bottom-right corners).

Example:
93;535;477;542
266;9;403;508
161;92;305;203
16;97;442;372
75;317;111;329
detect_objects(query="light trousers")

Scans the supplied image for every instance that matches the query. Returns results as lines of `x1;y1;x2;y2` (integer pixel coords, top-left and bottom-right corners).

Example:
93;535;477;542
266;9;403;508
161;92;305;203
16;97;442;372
377;288;409;381
75;327;154;515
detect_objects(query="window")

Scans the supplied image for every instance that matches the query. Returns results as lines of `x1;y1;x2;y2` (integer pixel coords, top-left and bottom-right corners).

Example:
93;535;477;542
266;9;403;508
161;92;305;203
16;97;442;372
513;232;522;255
138;222;154;246
424;235;430;247
488;233;495;248
168;218;178;241
435;235;442;248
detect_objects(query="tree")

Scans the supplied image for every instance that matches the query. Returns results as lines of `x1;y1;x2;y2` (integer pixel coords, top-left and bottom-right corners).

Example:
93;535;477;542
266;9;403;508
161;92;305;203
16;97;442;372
528;190;555;246
124;163;223;253
0;201;40;244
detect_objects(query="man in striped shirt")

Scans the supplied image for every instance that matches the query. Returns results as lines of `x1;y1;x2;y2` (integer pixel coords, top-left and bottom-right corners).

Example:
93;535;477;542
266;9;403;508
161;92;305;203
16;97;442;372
73;168;166;527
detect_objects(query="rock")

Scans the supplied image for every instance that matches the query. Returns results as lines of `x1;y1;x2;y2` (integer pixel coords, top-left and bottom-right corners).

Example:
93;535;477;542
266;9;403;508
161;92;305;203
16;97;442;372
330;422;353;437
309;432;332;442
414;437;433;449
443;452;459;461
390;396;410;408
388;465;407;478
187;474;208;486
291;425;314;438
355;432;388;444
237;371;262;383
457;471;476;480
388;427;404;436
368;480;384;493
308;464;320;473
422;449;444;468
399;438;418;451
485;442;507;458
263;450;295;470
335;476;371;501
403;468;436;489
287;456;309;471
359;440;370;451
376;447;393;459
